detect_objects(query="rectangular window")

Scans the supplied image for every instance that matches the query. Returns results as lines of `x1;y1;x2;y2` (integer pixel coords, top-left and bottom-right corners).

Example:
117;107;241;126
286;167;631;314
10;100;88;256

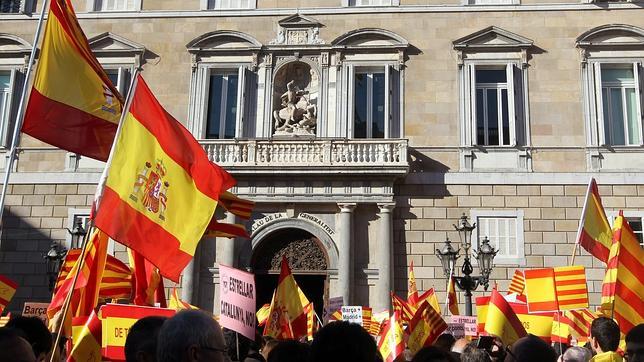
206;72;239;139
0;69;20;147
607;211;644;248
349;0;393;5
471;210;525;265
600;65;642;146
0;71;11;140
209;0;253;9
0;0;21;13
354;71;386;139
466;0;516;4
95;0;136;11
104;67;131;97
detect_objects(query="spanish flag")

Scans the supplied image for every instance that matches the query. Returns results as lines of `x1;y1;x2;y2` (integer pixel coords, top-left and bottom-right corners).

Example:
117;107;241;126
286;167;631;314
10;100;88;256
447;277;459;315
22;0;122;161
0;275;17;314
407;301;448;354
68;310;102;362
256;303;271;326
378;311;405;362
484;289;527;345
576;178;613;262
128;249;167;308
525;268;558;312
417;288;441;314
407;261;419;306
168;288;198;311
600;213;644;335
93;75;234;282
263;257;307;339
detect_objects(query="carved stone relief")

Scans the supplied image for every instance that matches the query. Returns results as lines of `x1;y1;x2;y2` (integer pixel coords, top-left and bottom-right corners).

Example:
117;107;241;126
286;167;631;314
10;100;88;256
253;237;328;271
272;61;319;136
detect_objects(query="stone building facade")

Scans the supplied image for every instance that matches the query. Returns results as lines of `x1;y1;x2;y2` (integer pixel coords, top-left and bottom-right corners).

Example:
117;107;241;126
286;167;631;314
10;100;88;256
0;0;643;315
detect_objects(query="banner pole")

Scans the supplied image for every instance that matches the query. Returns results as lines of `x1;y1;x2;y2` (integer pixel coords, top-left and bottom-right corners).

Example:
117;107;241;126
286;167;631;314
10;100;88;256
571;178;593;266
49;221;95;362
235;332;240;360
0;0;50;234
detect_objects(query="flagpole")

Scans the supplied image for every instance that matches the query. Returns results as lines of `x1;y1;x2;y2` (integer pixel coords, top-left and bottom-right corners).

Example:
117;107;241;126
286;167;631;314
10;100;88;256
49;70;140;362
571;178;593;266
49;221;95;362
0;0;50;234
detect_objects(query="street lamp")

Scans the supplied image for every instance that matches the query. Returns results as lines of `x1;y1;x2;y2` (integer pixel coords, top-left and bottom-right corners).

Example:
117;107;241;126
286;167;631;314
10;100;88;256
44;243;66;291
435;213;497;316
67;219;87;249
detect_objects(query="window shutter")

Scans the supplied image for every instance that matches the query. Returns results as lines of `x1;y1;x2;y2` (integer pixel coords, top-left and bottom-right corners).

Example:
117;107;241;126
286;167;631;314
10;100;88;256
468;64;477;145
195;65;210;138
243;67;258;138
635;62;644;145
506;64;517;146
512;64;525;146
593;62;606;145
235;66;245;138
4;69;21;147
347;64;355;138
387;65;401;138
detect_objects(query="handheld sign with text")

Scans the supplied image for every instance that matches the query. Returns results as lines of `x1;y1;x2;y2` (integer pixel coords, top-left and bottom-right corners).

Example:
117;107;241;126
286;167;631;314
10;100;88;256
22;302;49;323
341;306;363;326
99;304;176;361
323;296;344;323
450;315;478;337
219;264;256;340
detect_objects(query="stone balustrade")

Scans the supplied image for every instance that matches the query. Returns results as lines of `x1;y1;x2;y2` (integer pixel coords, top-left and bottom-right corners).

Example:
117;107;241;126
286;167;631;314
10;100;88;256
199;138;409;174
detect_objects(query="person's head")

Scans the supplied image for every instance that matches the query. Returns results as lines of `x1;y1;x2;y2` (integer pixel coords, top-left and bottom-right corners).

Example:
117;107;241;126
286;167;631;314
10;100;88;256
560;346;592;362
124;316;167;362
590;317;620;353
434;333;457;353
5;316;52;362
157;310;229;362
0;327;37;362
261;337;278;361
411;345;453;362
625;323;644;362
460;342;492;362
309;321;378;362
452;338;469;354
266;340;309;362
505;334;556;362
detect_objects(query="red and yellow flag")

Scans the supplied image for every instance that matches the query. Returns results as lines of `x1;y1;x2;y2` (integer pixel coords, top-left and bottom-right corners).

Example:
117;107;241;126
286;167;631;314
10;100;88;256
304;302;316;341
600;214;644;335
525;266;589;312
362;307;373;334
407;301;448;354
391;292;414;324
219;191;255;220
378;312;405;362
484;289;527;345
22;0;122;161
507;269;525;295
551;313;572;345
68;310;102;362
525;268;558;312
0;275;18;314
576;178;613;262
93;75;234;282
476;296;490;334
417;288;441;314
256;303;271;326
565;308;597;342
56;250;133;301
168;288;198;311
48;228;109;323
263;257;307;339
204;217;250;239
128;249;167;308
408;261;419;306
447;277;459;315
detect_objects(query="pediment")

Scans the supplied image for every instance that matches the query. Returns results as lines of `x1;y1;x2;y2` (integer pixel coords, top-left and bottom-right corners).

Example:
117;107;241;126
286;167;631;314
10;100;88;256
277;14;323;28
332;28;409;48
453;26;533;50
0;33;31;56
187;31;261;52
576;24;644;48
88;32;145;55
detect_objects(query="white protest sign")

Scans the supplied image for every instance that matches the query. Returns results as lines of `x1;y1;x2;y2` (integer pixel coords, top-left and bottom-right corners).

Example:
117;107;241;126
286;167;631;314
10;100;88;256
218;264;256;340
22;302;49;323
449;315;478;336
341;306;363;326
323;296;344;323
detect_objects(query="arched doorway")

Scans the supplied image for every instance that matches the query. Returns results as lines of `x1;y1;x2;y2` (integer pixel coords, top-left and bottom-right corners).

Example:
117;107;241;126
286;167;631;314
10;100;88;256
251;228;328;318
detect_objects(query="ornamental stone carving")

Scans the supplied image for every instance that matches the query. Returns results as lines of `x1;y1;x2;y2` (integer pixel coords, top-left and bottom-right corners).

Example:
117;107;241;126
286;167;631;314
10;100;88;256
272;61;319;136
254;237;328;271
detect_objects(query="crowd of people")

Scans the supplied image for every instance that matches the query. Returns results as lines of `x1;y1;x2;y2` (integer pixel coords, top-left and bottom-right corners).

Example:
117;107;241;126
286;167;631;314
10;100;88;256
0;310;641;362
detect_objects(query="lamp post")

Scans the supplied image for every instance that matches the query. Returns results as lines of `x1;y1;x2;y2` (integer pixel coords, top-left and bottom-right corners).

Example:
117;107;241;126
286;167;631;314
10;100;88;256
435;213;497;316
44;243;66;291
67;219;87;249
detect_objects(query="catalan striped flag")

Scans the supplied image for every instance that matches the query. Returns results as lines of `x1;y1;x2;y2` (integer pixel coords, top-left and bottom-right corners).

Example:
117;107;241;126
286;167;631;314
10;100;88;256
378;311;405;362
56;250;133;301
219;191;255;220
600;214;644;335
362;307;373;334
256;303;271;326
0;275;18;314
391;293;414;324
565;308;597;342
128;249;167;308
0;314;10;327
93;75;235;282
553;266;589;311
576;178;613;262
168;288;198;311
407;301;448;354
329;309;342;322
447;277;459;315
416;288;441;314
507;269;525;295
48;228;109;322
484;289;527;345
304;303;315;341
407;261;419;306
22;0;122;161
68;310;102;362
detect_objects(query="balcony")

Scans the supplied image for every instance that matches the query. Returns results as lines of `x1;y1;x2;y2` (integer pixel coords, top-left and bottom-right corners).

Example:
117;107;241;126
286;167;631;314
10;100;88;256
199;138;409;176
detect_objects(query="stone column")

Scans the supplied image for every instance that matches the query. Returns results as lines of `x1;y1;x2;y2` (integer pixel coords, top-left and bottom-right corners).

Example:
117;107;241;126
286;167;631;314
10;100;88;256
375;203;395;312
219;212;237;267
181;249;199;304
337;203;356;305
